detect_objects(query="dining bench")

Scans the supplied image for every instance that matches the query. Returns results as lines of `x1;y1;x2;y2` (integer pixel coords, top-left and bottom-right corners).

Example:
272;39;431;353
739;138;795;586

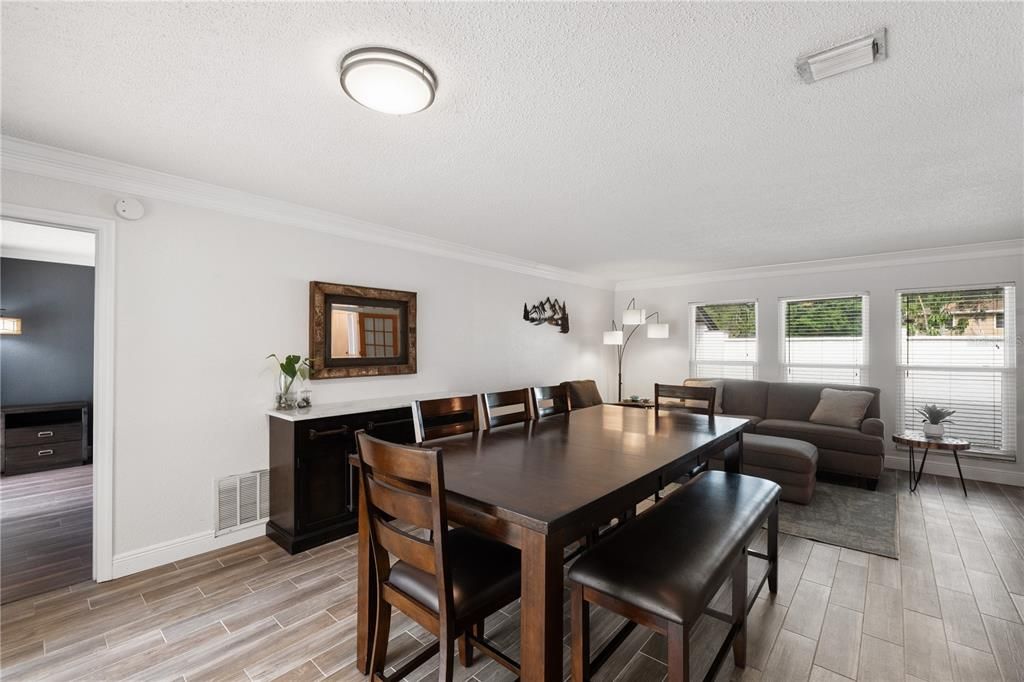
567;471;781;682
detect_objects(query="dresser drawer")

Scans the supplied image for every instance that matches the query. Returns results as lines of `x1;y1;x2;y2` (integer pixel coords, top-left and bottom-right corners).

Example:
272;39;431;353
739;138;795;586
3;441;83;474
5;423;83;448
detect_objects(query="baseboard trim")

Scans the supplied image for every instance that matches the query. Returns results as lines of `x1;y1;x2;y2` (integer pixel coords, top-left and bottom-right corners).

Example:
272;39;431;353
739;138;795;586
111;523;267;579
884;454;1024;487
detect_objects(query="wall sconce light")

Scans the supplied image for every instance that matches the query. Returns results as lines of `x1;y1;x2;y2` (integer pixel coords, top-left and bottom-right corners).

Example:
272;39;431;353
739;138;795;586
0;309;22;335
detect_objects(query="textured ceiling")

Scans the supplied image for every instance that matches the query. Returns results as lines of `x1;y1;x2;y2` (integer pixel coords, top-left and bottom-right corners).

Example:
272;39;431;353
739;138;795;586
2;2;1021;281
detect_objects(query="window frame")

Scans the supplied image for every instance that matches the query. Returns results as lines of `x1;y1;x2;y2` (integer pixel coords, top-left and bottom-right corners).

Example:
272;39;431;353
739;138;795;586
896;283;1017;460
778;292;870;385
688;299;759;380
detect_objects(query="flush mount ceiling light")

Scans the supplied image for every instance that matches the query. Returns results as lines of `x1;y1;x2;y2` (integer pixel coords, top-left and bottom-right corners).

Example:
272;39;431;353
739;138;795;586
340;47;436;115
796;28;887;83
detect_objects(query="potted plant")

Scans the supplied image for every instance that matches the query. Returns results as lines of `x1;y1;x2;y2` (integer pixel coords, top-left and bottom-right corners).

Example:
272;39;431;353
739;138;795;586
267;354;311;410
916;404;955;438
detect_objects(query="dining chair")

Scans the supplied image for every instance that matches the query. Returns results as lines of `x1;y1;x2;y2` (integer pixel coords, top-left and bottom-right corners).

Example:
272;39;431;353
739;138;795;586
356;432;522;682
561;379;604;409
654;383;716;418
481;388;533;428
530;384;569;419
414;395;480;443
654;383;718;494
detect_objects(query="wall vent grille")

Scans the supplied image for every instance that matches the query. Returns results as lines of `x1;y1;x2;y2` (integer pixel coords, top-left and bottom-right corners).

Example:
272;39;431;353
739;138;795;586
215;469;269;536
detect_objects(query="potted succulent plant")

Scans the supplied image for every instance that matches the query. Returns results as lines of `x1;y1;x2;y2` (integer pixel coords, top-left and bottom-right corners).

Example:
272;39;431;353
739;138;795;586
267;354;311;410
916;404;955;438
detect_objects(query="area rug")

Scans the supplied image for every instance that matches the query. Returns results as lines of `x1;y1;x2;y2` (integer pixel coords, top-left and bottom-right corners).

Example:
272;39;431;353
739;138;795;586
776;471;899;558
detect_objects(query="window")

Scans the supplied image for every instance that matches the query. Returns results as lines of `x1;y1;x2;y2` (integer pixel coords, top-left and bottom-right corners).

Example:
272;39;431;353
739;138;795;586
780;294;868;384
690;301;758;379
899;285;1017;458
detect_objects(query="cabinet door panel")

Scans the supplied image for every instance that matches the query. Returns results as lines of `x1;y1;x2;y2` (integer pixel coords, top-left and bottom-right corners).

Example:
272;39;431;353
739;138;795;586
297;450;350;532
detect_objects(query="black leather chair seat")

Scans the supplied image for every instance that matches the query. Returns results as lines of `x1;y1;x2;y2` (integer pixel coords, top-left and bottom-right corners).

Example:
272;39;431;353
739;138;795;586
388;527;521;621
568;471;780;625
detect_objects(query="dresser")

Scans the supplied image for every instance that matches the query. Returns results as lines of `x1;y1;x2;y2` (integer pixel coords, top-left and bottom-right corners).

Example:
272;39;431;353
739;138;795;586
266;397;422;553
1;402;90;476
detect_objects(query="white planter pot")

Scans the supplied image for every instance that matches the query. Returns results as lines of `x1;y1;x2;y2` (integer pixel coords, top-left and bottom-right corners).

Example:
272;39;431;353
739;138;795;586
922;423;945;438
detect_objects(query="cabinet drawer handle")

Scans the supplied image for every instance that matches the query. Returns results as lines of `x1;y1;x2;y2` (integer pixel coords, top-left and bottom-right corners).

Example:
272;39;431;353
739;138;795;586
38;431;54;438
308;425;350;441
38;449;54;456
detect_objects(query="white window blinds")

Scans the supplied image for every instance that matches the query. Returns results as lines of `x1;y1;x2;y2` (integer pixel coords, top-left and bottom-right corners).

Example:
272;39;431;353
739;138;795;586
899;285;1017;459
781;295;868;384
690;302;758;379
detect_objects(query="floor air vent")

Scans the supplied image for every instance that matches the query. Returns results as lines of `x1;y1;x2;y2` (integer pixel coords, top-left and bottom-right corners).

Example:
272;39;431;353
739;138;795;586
216;469;270;536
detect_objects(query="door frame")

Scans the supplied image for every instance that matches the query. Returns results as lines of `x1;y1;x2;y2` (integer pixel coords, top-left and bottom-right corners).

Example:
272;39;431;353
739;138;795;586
1;203;116;581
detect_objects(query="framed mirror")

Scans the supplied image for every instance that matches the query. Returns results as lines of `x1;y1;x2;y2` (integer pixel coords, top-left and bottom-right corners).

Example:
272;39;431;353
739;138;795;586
309;281;417;379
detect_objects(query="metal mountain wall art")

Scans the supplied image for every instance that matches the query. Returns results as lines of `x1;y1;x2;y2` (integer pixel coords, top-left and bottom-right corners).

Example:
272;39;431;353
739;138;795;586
523;298;569;334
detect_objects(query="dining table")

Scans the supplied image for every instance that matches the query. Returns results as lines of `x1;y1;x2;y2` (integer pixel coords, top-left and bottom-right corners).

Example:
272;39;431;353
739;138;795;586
354;403;748;682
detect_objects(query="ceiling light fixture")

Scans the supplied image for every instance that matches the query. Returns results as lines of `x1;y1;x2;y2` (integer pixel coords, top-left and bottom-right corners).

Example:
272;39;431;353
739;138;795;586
796;28;887;83
340;47;436;115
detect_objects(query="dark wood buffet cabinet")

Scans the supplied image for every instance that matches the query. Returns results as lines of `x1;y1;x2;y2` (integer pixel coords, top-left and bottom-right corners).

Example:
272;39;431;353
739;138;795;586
267;402;416;553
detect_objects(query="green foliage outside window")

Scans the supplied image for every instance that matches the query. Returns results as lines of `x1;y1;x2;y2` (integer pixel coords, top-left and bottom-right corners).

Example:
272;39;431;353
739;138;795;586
696;303;756;339
901;288;1003;336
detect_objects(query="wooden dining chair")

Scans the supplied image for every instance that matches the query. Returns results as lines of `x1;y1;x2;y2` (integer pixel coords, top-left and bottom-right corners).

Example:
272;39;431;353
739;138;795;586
414;395;480;443
654;383;716;418
654;383;718;494
356;432;522;682
530;384;569;419
481;388;533;429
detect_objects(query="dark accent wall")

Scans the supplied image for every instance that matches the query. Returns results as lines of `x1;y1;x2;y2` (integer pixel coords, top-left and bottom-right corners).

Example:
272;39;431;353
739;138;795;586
1;258;94;407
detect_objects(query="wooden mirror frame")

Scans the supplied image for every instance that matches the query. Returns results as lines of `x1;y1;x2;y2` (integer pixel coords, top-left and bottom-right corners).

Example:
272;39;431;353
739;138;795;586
309;281;417;379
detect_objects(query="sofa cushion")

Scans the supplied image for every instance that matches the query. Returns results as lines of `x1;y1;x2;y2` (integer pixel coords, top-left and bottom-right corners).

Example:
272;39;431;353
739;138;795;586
766;382;880;421
720;379;770;418
683;378;723;413
721;414;762;430
757;419;884;456
809;388;875;429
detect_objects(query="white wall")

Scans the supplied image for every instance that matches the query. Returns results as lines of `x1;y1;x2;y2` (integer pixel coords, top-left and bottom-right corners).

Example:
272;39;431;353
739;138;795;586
1;169;613;562
615;248;1024;483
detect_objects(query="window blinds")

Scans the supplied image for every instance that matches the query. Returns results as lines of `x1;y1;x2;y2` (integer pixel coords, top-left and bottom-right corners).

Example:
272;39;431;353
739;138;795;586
781;295;868;384
899;285;1017;458
690;302;758;379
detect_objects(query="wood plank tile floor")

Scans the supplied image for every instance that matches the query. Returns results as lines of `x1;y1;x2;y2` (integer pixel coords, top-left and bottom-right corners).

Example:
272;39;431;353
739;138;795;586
3;470;1024;681
1;464;92;605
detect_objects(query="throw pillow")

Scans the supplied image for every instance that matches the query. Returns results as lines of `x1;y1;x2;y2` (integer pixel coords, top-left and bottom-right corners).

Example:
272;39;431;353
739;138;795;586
809;388;874;429
682;378;724;414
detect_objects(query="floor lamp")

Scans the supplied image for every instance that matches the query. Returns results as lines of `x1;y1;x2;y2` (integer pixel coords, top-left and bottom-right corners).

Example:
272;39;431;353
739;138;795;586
604;298;669;402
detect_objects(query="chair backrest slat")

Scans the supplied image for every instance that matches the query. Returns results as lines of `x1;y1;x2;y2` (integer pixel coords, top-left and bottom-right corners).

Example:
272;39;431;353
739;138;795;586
654;383;716;418
482;388;533;428
372;517;437;574
365;475;435;529
415;395;480;442
530;385;569;419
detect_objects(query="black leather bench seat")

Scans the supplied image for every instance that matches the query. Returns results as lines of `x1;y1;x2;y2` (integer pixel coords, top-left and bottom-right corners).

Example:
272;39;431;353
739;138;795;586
568;471;780;625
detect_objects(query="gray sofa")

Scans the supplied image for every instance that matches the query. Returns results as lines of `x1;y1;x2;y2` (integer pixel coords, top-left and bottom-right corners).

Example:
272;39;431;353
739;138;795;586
707;378;885;488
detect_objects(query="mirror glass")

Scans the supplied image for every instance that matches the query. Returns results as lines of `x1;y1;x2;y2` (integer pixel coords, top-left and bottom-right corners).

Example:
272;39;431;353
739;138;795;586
328;301;404;360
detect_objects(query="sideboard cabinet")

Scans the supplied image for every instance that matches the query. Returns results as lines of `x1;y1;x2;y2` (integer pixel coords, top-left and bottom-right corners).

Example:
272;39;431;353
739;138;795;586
267;403;415;553
1;402;90;476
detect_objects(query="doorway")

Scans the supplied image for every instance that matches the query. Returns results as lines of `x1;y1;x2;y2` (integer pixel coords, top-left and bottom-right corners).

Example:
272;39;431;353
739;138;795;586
0;205;116;601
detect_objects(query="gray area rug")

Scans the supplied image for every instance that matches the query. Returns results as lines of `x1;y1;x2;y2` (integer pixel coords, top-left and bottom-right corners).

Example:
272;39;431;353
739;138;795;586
777;471;899;558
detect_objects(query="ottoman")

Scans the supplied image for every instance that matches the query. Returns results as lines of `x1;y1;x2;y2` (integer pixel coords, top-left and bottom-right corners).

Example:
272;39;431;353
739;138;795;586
711;434;818;504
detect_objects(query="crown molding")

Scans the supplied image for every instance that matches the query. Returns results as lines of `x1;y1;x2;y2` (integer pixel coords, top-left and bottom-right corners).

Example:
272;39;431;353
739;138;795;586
616;239;1024;292
0;136;613;290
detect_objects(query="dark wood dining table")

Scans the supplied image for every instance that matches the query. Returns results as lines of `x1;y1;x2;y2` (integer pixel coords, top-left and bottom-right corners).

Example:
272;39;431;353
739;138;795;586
355;404;748;682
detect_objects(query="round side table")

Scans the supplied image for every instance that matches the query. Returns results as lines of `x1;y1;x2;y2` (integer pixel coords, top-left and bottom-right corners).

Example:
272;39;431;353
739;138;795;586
893;431;970;496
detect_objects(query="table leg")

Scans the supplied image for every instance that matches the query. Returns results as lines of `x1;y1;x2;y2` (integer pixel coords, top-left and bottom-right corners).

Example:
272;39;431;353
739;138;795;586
727;432;744;474
907;445;915;492
520;528;564;682
356;481;376;674
910;448;930;493
952;449;968;496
